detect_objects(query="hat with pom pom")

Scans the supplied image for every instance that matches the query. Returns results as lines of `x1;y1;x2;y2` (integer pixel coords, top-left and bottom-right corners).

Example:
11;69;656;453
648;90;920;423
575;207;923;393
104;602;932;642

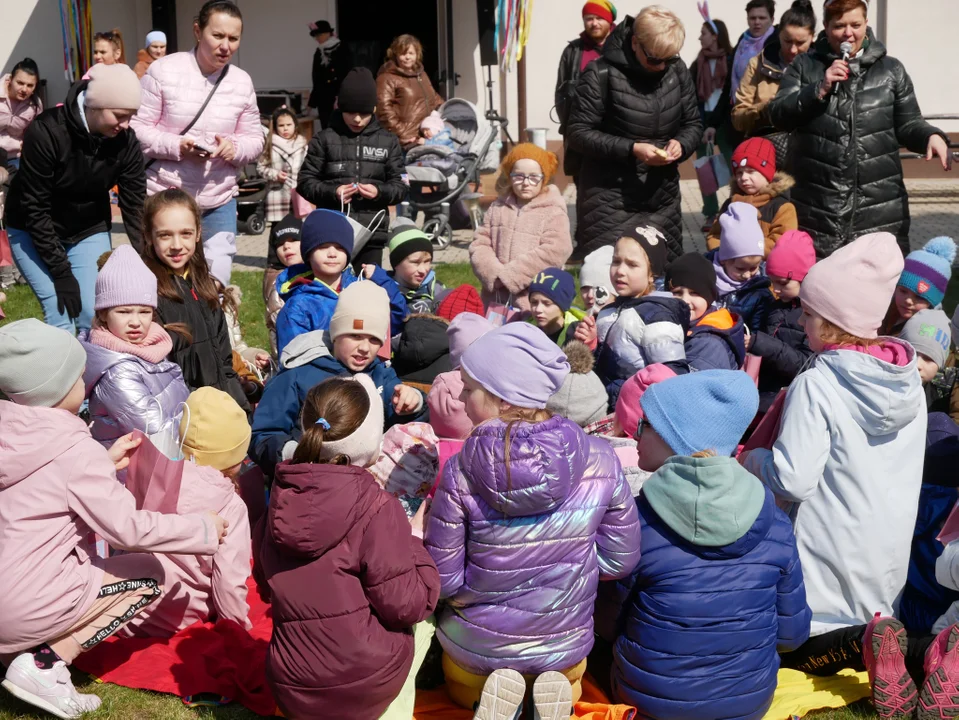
900;236;957;308
546;341;608;426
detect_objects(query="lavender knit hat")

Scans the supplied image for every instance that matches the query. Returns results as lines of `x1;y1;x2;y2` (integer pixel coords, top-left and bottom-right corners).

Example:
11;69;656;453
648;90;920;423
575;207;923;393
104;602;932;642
95;245;158;310
718;202;766;262
460;323;570;408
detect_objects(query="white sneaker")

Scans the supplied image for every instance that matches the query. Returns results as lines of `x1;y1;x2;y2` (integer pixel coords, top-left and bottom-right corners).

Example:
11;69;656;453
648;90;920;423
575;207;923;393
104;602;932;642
2;653;102;719
473;668;526;720
532;671;573;720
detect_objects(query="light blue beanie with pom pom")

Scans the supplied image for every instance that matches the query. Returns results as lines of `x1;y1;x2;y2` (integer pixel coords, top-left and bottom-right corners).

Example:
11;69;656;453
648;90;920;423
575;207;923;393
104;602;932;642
900;236;957;308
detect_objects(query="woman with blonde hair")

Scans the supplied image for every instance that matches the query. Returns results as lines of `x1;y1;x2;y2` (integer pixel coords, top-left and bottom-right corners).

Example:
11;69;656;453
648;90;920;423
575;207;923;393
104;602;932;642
376;34;443;150
568;5;701;262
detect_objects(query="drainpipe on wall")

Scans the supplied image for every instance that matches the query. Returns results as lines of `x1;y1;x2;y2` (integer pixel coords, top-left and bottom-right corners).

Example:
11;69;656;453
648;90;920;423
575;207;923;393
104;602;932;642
518;53;527;139
873;0;887;43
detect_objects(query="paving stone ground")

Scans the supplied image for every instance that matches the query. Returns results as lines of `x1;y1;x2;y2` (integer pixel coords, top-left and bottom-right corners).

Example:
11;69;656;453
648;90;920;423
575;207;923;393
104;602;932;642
113;178;959;269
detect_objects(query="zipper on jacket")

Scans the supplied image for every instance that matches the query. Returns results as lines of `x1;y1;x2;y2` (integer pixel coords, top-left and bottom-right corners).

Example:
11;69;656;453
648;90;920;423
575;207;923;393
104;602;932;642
847;75;859;241
416;76;430;108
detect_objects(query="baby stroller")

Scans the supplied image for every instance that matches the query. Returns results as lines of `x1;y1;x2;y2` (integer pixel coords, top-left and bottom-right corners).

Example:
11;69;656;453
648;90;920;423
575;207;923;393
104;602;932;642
236;162;268;235
405;99;502;249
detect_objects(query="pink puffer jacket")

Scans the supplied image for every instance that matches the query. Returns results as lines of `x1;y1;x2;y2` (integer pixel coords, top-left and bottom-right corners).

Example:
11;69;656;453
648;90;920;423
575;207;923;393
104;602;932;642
131;51;264;210
0;74;43;159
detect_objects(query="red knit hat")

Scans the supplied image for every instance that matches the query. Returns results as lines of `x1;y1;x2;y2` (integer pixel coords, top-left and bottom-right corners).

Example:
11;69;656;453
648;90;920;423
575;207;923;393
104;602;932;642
583;0;617;24
436;284;484;322
732;137;777;184
766;230;817;282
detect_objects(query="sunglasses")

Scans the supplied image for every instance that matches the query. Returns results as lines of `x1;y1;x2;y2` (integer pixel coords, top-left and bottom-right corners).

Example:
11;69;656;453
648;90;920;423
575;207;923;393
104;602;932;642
634;418;648;442
638;41;668;66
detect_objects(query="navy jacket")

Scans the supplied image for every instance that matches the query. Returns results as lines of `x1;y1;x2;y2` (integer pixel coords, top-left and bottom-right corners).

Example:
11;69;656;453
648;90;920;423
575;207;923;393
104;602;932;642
685;309;746;372
752;298;813;412
249;331;423;478
707;251;775;334
606;478;810;720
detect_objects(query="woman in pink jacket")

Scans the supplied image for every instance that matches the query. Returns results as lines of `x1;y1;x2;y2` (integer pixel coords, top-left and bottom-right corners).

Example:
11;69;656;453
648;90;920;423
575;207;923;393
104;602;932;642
0;58;43;168
0;319;228;719
130;0;264;285
469;143;573;312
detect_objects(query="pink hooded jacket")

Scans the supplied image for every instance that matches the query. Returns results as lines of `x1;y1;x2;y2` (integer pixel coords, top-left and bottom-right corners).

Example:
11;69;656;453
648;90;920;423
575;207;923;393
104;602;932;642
0;402;218;654
124;463;252;636
469;184;573;311
130;51;265;210
0;73;43;159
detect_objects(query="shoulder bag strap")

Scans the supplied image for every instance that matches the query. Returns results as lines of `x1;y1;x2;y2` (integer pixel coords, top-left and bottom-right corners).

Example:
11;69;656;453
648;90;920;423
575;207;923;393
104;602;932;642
145;64;231;170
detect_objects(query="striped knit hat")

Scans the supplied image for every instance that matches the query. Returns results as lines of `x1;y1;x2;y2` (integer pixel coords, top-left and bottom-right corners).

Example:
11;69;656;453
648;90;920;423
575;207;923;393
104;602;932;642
583;0;617;24
388;219;434;268
900;236;957;308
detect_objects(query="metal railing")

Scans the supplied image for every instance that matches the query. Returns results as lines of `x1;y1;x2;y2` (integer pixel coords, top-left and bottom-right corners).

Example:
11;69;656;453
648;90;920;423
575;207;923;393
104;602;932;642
900;115;959;160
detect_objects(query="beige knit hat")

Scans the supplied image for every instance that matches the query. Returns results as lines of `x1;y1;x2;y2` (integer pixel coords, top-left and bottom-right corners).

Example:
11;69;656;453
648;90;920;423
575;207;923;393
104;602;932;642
85;63;142;110
180;388;251;471
330;281;391;343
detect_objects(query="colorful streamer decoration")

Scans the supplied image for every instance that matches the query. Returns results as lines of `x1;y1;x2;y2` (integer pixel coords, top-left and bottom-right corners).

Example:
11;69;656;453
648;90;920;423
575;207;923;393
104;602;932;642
59;0;94;82
495;0;535;72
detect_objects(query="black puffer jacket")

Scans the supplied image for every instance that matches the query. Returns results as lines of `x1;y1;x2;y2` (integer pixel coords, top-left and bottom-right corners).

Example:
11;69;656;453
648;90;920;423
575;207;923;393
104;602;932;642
296;112;406;262
4;79;145;276
768;31;946;257
156;274;251;416
751;298;812;412
392;315;451;385
567;18;702;261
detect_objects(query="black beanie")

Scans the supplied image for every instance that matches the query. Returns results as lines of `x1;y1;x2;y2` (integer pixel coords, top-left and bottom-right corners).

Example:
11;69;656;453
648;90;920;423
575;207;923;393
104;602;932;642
665;252;717;305
388;222;434;268
621;225;668;278
338;67;378;114
267;214;303;270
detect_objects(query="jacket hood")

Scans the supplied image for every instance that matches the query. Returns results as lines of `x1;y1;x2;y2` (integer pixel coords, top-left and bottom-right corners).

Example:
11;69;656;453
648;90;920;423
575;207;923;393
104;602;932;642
277;264;348;302
813;27;885;66
815;339;923;436
643;456;769;550
0;401;91;488
279;330;333;369
378;60;426;78
393;315;450;373
63;79;94;147
603;17;678;80
759;36;785;76
460;415;589;517
268;462;374;558
729;172;795;200
691;309;747;366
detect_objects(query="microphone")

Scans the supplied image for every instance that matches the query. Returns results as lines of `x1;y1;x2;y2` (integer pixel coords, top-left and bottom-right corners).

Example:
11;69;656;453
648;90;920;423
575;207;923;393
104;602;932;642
840;41;853;61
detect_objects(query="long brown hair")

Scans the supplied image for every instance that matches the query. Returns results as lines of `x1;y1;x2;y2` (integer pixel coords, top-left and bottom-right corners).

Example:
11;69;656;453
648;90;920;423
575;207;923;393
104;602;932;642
292;378;370;465
387;34;424;69
263;107;300;163
703;20;734;55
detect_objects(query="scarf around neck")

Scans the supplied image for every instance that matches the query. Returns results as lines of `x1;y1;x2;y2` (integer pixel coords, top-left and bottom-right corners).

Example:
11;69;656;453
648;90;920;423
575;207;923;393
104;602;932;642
695;48;728;104
316;36;341;66
89;323;173;364
713;257;744;296
730;25;774;100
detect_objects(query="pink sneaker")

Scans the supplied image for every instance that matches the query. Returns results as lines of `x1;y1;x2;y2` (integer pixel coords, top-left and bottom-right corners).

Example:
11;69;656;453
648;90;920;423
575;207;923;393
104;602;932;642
863;615;919;718
918;623;959;720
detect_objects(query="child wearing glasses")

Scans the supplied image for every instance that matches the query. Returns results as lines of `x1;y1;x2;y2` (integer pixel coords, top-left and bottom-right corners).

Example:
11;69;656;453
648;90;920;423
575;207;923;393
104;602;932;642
469;143;573;311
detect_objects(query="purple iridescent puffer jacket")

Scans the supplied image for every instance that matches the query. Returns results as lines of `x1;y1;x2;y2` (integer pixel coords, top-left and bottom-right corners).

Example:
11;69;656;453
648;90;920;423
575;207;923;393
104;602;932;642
424;415;642;675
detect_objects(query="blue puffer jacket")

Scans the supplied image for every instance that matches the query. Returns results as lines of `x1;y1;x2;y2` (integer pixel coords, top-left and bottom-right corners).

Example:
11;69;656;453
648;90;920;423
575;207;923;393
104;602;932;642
900;413;959;634
685;308;746;372
595;293;690;408
249;330;424;478
707;250;774;334
751;298;813;412
274;264;408;359
606;456;810;720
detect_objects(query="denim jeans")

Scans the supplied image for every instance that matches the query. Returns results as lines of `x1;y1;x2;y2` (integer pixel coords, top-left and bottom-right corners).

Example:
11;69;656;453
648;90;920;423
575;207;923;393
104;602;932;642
202;198;237;285
8;226;111;333
8;157;19;170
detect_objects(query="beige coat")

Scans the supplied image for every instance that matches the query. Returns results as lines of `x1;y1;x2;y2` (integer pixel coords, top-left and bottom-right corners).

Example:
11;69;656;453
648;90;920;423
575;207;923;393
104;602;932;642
731;53;783;135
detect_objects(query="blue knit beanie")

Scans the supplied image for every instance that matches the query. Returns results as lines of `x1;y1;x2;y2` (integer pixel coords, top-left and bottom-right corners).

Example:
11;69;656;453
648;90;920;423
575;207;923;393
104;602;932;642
300;209;355;261
528;267;577;312
900;236;956;308
640;370;759;457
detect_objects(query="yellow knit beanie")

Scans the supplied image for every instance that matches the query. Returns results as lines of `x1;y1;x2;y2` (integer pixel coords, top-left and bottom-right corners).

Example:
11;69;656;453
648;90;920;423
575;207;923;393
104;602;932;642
179;388;251;471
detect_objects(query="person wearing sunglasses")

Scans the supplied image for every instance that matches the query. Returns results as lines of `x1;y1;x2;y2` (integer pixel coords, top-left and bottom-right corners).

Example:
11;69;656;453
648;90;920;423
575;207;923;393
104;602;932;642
567;5;702;263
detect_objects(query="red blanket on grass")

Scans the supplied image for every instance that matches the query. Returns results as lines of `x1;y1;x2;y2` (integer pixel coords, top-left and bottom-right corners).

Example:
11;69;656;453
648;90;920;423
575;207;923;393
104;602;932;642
73;576;277;716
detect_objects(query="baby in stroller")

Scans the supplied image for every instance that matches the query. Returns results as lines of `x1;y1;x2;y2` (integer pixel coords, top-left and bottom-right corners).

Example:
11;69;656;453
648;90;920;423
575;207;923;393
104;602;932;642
408;114;462;177
419;112;455;150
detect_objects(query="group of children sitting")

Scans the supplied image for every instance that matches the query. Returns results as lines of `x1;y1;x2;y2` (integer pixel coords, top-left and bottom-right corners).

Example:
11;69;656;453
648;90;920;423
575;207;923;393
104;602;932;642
5;91;959;720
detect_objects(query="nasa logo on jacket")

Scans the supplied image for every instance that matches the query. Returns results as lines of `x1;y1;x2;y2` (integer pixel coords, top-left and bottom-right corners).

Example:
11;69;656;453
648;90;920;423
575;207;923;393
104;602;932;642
363;146;389;160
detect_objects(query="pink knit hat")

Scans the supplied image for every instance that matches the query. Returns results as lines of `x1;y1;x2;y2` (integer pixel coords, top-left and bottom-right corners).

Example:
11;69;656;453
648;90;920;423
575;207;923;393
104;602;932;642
766;230;817;282
614;363;677;438
800;232;904;339
95;245;158;310
427;370;472;440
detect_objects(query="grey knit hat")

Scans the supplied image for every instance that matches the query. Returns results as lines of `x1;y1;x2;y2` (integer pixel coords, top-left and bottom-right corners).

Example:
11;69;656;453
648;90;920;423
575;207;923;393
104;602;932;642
0;319;87;407
902;309;952;370
546;341;608;427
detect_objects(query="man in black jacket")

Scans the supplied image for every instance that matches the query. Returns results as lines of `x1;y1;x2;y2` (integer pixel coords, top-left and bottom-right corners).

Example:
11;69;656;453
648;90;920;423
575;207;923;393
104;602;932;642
296;68;407;270
555;2;616;176
307;20;351;129
568;9;702;263
4;63;145;332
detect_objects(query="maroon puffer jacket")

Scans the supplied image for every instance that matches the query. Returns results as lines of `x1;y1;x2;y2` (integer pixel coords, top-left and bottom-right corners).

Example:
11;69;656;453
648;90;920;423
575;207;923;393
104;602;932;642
254;462;440;719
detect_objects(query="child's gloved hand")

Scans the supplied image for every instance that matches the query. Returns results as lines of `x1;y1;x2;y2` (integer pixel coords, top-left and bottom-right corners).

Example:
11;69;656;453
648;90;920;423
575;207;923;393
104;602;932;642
205;511;230;544
393;384;422;415
108;432;143;471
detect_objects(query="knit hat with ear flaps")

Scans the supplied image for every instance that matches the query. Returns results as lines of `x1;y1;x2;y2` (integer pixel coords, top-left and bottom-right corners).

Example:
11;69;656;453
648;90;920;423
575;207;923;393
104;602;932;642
84;63;142;110
800;232;904;339
499;143;559;186
95;245;158;310
337;67;378;114
318;373;384;468
179;388;251;471
900;236;957;309
330;281;391;344
0;319;87;408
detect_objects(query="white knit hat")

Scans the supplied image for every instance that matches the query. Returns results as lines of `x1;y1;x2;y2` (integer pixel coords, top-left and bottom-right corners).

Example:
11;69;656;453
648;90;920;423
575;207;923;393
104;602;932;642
330;281;391;343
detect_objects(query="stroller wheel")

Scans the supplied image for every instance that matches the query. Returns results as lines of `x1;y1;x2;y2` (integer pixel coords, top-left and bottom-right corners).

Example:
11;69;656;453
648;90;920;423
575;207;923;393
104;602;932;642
423;218;453;250
244;212;266;236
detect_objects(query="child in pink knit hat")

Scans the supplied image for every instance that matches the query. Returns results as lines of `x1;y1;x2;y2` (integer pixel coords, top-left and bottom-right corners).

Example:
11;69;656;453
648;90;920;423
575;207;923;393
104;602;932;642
741;232;942;716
